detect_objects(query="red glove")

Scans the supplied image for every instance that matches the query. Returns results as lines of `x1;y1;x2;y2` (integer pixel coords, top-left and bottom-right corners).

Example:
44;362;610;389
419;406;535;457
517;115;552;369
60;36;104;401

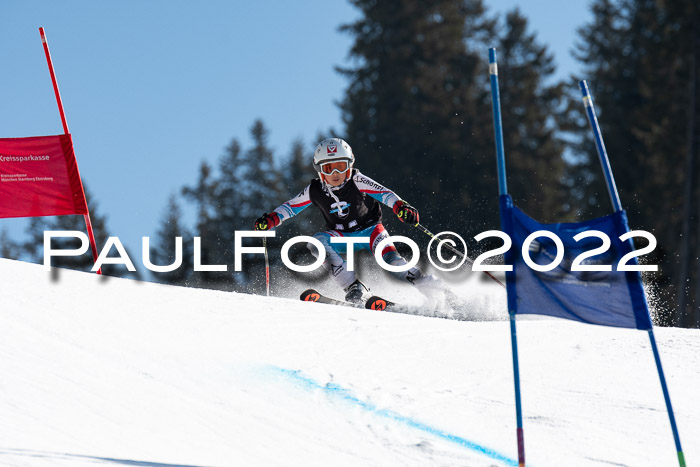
393;200;419;225
254;212;280;231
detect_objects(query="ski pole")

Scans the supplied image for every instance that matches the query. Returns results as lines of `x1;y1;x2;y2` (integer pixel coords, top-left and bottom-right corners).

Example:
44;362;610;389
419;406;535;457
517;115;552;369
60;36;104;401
263;237;270;296
414;223;505;288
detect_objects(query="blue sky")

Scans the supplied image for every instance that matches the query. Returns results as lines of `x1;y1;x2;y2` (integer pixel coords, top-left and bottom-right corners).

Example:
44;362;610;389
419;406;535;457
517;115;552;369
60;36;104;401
0;0;590;262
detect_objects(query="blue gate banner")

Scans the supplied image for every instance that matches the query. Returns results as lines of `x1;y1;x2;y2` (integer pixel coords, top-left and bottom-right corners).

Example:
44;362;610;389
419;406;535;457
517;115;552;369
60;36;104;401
499;194;653;330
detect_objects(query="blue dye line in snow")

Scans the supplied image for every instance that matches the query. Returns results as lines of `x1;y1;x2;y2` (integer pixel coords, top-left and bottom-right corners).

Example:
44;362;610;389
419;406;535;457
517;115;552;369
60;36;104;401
267;366;519;467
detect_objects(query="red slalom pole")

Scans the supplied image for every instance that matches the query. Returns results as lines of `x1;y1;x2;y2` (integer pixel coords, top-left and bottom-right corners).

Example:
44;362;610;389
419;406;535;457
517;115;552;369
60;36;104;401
39;27;102;274
40;28;69;134
263;237;270;296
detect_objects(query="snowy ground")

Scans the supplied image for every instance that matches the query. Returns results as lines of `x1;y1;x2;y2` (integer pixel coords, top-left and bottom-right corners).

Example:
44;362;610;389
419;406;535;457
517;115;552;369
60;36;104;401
0;258;698;467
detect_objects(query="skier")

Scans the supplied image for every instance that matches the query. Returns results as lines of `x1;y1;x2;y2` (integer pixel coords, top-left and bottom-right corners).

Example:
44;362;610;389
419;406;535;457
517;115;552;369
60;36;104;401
254;137;437;304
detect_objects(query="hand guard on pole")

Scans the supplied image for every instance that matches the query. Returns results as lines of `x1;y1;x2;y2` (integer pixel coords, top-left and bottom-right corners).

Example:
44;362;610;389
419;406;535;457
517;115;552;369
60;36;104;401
393;200;419;225
254;212;280;231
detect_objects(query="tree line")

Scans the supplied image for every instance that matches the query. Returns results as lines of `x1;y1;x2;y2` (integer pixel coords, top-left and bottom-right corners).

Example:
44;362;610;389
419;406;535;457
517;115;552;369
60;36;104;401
337;0;698;327
1;0;697;327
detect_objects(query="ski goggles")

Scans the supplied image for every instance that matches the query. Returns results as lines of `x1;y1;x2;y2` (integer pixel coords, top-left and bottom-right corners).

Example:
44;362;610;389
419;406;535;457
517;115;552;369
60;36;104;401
319;160;350;176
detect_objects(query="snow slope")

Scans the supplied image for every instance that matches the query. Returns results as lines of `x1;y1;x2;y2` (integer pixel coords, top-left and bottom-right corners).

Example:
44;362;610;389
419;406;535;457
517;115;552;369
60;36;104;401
0;258;698;467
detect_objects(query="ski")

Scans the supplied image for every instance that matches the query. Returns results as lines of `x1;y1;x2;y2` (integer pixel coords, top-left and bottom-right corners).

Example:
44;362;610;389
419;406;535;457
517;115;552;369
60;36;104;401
364;296;396;311
300;289;356;307
300;289;401;312
300;289;398;311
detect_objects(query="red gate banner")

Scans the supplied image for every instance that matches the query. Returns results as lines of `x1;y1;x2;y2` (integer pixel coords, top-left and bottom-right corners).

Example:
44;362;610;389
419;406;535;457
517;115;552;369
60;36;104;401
0;134;88;218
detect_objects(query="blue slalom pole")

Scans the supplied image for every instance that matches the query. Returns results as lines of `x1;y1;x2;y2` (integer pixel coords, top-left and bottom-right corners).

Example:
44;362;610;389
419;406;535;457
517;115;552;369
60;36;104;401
580;80;685;467
490;48;508;196
649;328;686;467
579;81;622;212
490;48;525;467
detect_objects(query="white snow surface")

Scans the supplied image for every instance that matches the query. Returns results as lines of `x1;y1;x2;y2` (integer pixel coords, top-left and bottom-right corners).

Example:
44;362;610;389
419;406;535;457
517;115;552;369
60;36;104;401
0;258;698;467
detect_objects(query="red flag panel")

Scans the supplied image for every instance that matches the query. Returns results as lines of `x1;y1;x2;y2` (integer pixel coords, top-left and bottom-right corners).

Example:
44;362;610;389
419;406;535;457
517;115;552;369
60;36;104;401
0;134;87;218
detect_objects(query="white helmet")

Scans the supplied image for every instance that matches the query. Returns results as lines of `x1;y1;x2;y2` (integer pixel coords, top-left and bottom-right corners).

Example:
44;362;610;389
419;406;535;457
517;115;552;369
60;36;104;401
313;138;354;174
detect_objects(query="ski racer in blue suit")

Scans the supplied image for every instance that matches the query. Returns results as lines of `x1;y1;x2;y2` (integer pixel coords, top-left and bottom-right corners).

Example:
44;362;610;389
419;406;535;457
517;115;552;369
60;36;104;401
254;138;437;304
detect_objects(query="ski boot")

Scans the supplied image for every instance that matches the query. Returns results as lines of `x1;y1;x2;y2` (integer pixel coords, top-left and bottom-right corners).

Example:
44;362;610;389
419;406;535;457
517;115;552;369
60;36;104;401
344;279;371;305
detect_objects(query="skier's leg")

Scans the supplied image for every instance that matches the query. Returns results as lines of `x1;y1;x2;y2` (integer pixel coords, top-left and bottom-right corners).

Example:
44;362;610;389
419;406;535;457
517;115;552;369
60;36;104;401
307;231;371;304
368;223;423;283
368;224;442;297
307;231;357;289
310;231;371;303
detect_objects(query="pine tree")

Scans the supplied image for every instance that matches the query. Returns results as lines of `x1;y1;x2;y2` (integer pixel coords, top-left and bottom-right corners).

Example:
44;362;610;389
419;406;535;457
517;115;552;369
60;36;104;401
236;120;286;294
496;8;568;222
23;216;51;262
212;138;245;286
338;0;500;237
570;0;700;326
566;0;630;220
0;229;19;260
179;121;290;293
151;194;193;285
182;161;225;287
238;120;286;222
287;138;316;188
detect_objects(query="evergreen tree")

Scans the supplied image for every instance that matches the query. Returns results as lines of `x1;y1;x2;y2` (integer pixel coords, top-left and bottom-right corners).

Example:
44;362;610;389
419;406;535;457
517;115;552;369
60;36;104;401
661;0;699;326
238;120;286;221
287;138;317;188
236;120;286;293
565;0;622;213
570;0;700;326
182;161;225;287
179;121;287;293
496;8;568;222
151;194;193;285
0;229;19;260
212;138;245;288
23;216;51;262
338;0;500;238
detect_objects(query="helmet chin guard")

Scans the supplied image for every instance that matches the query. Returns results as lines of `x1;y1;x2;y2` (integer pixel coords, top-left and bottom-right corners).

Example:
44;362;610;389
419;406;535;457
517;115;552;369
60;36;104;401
313;138;354;175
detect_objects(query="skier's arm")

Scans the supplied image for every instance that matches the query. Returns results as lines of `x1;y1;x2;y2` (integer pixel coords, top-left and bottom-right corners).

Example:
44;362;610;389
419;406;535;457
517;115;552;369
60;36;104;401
354;172;419;225
254;184;313;230
273;184;313;223
353;172;402;207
